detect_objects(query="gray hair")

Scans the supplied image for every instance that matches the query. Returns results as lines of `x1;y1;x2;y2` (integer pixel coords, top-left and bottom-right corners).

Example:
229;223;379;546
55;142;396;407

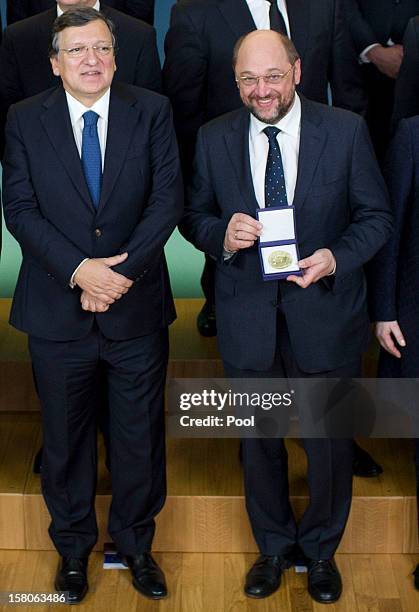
49;7;116;57
232;31;300;70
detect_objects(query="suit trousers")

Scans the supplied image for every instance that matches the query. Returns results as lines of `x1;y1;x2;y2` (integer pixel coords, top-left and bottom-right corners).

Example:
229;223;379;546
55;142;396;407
224;312;359;560
29;323;168;558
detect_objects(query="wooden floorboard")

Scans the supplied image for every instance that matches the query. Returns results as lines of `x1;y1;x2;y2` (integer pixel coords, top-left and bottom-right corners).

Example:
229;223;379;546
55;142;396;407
0;414;415;498
0;414;418;553
0;551;418;612
1;414;413;498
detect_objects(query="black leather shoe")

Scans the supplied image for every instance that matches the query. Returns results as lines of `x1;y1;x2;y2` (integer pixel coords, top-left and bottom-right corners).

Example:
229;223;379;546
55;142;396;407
33;447;43;474
197;301;217;337
353;444;383;478
244;555;289;598
307;558;342;604
54;557;88;605
126;553;167;599
413;564;419;590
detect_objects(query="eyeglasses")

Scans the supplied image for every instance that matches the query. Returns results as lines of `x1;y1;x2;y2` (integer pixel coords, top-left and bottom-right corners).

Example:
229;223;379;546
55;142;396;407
236;64;295;88
59;44;115;58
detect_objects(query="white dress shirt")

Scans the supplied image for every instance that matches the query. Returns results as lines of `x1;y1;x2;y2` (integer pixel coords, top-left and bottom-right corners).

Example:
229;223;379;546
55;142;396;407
65;89;110;171
249;93;301;207
57;1;100;16
246;0;291;37
66;88;110;285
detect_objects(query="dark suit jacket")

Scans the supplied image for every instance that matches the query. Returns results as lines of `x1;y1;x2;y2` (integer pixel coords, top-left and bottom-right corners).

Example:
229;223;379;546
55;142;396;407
368;117;419;376
7;1;155;25
179;97;392;372
0;5;161;157
2;82;183;341
392;16;419;127
346;0;419;52
163;0;366;174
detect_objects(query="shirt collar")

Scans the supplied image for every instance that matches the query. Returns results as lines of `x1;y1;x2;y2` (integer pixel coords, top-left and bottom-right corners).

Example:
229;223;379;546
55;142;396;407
250;93;301;140
57;1;100;17
65;88;110;127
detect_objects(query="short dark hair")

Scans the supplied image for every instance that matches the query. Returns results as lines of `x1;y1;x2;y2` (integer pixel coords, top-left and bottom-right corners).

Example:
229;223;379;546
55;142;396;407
232;31;300;70
49;7;116;57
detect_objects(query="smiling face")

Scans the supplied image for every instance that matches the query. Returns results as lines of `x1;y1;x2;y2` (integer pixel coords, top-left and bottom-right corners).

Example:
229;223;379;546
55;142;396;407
50;19;116;106
235;30;301;124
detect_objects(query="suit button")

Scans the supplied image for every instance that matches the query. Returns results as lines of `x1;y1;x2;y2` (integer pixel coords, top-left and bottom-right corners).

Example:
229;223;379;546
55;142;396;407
94;228;102;237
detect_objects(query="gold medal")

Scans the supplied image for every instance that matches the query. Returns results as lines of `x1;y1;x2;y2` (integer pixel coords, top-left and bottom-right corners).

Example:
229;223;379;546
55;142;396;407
268;250;293;269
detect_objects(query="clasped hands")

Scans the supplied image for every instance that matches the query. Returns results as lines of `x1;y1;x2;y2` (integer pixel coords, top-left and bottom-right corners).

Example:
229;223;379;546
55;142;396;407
74;252;133;313
224;212;336;288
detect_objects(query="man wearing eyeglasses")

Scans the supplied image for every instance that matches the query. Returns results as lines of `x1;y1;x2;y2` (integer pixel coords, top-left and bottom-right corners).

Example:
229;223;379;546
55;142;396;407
2;7;183;605
0;0;161;159
163;0;365;337
180;30;392;604
163;0;385;481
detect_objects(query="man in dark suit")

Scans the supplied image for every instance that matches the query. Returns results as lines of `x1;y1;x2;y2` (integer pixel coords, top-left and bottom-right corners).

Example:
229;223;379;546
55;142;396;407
392;16;419;126
369;117;419;590
0;0;161;158
180;30;392;603
0;0;162;474
164;0;381;479
346;0;419;162
2;7;183;604
7;0;155;25
163;0;365;338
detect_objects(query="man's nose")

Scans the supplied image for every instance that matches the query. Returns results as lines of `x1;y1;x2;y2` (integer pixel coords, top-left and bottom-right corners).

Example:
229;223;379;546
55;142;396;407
84;47;99;64
254;77;271;97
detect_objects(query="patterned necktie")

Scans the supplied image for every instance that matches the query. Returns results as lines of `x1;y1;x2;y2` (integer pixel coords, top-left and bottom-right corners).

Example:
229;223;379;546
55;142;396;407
263;126;288;207
81;110;102;209
267;0;288;35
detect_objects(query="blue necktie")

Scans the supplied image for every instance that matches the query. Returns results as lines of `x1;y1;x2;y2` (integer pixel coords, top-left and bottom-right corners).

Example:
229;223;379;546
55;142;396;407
263;126;288;207
81;111;101;209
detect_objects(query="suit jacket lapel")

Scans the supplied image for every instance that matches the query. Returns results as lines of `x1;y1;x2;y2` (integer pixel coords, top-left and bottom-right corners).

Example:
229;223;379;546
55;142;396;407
98;84;141;212
293;96;327;211
224;109;259;215
218;0;256;40
40;87;95;212
287;0;310;63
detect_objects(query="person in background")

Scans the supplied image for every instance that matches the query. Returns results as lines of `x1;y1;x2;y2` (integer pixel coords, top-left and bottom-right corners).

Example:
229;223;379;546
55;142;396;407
345;0;419;163
392;16;419;127
7;0;155;25
368;116;419;591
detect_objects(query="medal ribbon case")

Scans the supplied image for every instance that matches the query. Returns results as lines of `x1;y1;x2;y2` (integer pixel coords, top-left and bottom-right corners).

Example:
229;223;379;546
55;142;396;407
256;205;302;281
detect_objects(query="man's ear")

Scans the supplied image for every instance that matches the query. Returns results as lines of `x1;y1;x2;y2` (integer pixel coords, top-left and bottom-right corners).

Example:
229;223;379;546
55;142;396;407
50;56;60;77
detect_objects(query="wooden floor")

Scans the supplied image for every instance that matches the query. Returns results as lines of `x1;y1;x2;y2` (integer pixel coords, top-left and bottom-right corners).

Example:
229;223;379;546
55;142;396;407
0;412;418;554
1;550;419;611
0;413;416;499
